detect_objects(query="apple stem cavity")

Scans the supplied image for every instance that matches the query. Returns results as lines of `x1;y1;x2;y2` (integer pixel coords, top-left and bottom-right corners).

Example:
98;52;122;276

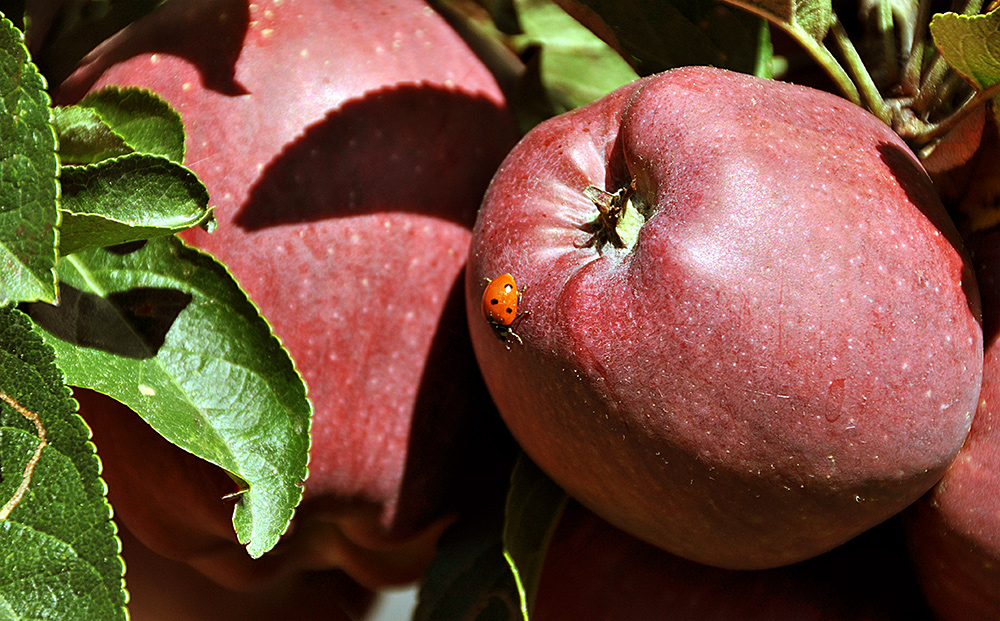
578;178;645;253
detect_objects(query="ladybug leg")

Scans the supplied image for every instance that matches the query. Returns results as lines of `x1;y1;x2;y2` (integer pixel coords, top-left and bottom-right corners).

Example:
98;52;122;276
507;329;523;346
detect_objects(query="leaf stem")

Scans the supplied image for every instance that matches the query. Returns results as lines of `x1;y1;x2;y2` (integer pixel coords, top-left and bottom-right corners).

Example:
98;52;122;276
878;0;900;86
912;55;959;115
789;28;862;106
918;81;1000;143
830;17;892;124
721;0;861;105
902;0;934;95
961;0;985;15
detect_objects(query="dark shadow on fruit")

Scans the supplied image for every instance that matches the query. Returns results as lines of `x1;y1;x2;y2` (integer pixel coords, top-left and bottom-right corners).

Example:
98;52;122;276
233;84;518;231
21;285;192;359
53;0;250;104
878;142;982;322
968;229;1000;344
290;268;518;539
534;500;935;620
119;519;376;621
392;269;518;535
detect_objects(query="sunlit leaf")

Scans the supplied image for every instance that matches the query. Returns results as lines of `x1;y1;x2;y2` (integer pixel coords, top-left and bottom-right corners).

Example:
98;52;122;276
0;15;58;304
23;236;311;558
930;9;1000;90
0;306;126;620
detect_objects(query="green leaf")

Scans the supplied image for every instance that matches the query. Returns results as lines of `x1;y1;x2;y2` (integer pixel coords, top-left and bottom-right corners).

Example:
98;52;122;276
930;9;1000;91
414;506;521;621
502;455;567;619
0;14;58;304
21;236;311;559
0;305;126;620
512;0;639;114
723;0;833;42
53;88;186;166
58;153;214;255
559;0;774;78
415;453;566;621
51;105;133;165
712;0;863;104
77;87;186;163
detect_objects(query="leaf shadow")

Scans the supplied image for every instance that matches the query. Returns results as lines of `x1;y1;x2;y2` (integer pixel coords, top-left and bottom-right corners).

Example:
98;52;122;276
392;269;517;532
232;83;518;231
54;0;250;104
877;142;983;324
21;285;193;360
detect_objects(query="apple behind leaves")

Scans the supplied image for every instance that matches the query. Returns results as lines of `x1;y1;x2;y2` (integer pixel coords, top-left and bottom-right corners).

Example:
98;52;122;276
116;521;372;621
904;228;1000;620
466;66;982;569
60;0;518;588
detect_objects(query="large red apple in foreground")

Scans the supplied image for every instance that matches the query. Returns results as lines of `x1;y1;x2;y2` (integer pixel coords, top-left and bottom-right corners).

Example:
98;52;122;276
466;66;982;569
905;228;1000;619
60;0;518;589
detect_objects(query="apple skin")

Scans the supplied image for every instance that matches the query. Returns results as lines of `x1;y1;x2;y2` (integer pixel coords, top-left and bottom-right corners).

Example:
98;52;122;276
117;523;373;621
904;228;1000;620
466;66;983;569
59;0;518;588
534;501;933;620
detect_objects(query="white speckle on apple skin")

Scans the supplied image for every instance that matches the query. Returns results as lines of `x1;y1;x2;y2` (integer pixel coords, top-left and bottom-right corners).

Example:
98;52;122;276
467;66;982;570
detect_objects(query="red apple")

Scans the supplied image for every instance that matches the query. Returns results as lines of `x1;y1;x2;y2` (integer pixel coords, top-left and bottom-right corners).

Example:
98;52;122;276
117;523;373;621
904;228;1000;620
534;501;933;620
60;0;518;589
466;66;982;569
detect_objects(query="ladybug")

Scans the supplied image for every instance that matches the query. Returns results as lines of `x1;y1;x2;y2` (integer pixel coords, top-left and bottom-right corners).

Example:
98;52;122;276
481;273;528;344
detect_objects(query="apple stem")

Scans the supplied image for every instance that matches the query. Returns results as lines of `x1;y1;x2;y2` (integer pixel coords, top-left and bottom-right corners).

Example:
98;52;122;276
910;0;983;118
910;45;958;114
830;18;892;126
578;179;644;253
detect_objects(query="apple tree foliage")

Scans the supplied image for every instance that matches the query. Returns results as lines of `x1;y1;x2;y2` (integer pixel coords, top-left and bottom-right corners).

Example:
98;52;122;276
0;0;998;618
0;10;310;619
